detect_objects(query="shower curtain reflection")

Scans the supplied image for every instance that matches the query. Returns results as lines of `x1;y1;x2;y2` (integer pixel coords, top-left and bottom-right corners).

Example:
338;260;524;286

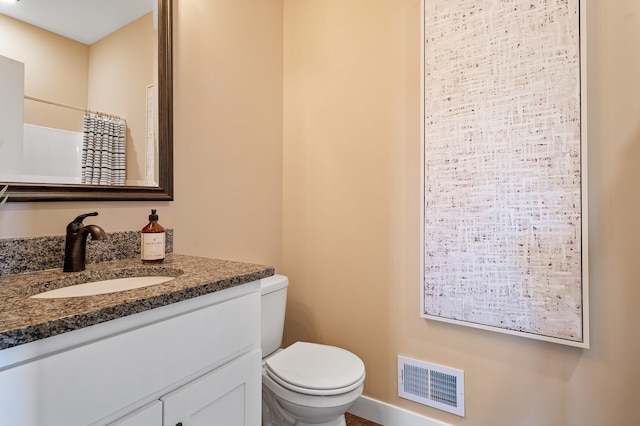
81;113;126;186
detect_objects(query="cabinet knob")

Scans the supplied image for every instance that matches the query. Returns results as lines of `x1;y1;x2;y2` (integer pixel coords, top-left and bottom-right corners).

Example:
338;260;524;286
176;423;182;426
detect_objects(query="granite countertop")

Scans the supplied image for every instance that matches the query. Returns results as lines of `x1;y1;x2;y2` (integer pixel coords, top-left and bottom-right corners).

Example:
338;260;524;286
0;254;274;350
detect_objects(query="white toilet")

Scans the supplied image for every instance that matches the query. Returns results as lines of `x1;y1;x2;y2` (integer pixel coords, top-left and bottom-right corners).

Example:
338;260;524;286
261;275;366;426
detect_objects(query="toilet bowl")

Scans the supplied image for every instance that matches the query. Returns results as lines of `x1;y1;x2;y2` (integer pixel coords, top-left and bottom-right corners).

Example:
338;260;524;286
260;275;366;426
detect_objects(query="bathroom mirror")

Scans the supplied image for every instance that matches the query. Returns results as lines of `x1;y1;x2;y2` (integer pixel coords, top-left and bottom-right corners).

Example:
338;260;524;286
0;0;172;201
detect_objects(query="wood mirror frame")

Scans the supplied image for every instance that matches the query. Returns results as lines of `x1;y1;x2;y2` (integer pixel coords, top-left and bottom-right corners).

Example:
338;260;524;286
3;0;173;202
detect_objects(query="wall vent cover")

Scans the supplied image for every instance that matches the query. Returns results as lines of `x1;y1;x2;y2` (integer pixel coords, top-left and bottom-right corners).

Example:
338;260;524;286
398;356;465;417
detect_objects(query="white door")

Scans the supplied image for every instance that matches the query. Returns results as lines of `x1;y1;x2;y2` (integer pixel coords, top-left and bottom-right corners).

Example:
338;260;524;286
162;349;262;426
0;54;24;179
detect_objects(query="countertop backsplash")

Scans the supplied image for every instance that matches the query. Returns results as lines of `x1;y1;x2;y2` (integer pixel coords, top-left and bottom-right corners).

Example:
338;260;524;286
0;229;174;276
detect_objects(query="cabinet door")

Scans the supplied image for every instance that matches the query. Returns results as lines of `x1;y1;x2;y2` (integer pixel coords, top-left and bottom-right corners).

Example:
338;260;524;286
162;349;261;426
109;401;162;426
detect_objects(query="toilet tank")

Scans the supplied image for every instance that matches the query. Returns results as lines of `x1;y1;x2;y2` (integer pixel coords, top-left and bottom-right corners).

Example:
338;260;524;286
261;274;288;358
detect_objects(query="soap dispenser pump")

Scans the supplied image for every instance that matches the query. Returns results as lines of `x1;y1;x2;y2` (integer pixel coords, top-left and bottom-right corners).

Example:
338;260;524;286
141;209;165;263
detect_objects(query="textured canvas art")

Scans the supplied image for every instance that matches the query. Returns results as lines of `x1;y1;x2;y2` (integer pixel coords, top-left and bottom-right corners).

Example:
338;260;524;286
421;0;586;345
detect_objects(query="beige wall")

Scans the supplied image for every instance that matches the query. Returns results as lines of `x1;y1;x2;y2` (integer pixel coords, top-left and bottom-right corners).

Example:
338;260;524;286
0;0;284;273
0;14;88;131
282;1;639;425
1;0;639;424
88;13;155;185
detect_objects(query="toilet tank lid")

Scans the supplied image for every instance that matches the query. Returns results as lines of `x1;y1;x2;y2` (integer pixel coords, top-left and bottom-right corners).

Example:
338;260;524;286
261;274;289;295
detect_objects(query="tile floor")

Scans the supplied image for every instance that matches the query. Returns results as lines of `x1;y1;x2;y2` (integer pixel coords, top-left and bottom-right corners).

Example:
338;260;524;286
345;412;382;426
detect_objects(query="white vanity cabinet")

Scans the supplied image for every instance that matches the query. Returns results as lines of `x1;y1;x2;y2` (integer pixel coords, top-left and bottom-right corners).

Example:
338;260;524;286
0;281;261;426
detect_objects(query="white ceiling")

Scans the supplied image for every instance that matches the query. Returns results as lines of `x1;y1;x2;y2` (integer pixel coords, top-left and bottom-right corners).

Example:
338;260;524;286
0;0;155;45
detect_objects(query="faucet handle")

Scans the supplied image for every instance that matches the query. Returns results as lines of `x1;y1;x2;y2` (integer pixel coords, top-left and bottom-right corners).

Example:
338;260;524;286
72;212;99;223
67;212;99;234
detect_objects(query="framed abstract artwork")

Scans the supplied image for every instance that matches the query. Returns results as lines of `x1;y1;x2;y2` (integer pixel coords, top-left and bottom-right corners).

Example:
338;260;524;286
420;0;588;347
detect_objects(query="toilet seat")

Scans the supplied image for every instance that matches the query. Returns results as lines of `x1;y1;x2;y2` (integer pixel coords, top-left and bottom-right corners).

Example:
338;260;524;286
265;342;365;396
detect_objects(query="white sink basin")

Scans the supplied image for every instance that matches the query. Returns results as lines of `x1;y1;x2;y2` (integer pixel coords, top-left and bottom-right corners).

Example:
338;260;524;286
30;276;176;299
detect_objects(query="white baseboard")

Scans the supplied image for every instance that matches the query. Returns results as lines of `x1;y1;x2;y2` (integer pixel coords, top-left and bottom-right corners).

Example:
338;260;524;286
348;395;452;426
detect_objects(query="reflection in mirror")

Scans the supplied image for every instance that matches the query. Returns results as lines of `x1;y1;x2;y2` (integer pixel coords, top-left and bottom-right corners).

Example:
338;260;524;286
0;0;172;201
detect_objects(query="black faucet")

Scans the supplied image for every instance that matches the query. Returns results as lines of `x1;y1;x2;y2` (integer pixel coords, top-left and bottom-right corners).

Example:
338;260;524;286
63;212;108;272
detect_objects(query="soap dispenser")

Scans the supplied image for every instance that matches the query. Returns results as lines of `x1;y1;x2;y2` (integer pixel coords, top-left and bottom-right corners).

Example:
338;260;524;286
141;209;165;263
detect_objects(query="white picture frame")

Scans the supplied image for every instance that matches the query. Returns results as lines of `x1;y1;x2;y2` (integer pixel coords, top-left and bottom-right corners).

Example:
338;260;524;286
420;0;589;348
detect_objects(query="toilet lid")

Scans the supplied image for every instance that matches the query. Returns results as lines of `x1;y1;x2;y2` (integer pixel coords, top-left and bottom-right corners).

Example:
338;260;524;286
265;342;365;396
